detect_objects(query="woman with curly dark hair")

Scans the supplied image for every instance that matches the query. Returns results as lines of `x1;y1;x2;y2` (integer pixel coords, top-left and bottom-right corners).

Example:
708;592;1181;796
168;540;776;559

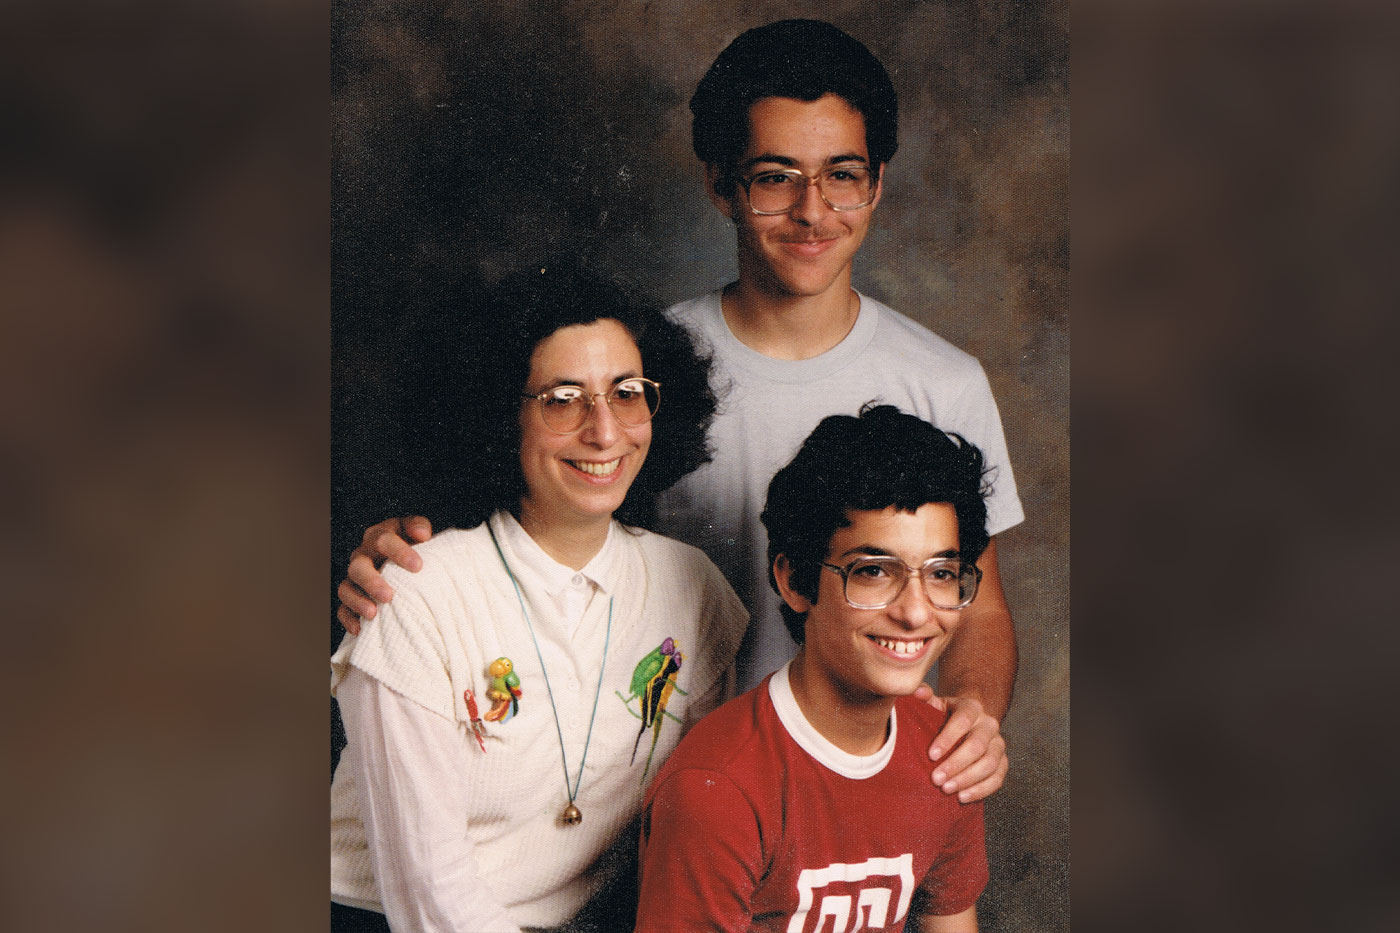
402;265;720;535
329;266;748;932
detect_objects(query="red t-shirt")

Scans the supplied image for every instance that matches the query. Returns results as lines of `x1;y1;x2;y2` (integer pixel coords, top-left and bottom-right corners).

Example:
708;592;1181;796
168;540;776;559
637;666;987;932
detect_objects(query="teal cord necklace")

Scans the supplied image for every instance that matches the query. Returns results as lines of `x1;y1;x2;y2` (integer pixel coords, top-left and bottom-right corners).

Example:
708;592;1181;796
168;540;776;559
489;523;612;826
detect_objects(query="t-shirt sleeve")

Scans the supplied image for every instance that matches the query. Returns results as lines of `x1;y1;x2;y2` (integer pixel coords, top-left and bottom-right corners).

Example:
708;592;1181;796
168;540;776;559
636;767;763;932
913;798;989;917
943;363;1024;538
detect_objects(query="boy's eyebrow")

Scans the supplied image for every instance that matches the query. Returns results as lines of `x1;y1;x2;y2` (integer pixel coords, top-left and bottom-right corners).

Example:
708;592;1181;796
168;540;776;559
836;544;894;560
739;152;870;173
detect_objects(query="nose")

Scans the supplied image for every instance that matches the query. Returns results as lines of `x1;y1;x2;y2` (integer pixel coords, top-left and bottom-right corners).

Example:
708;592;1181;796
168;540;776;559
788;176;830;226
886;570;938;631
577;393;623;446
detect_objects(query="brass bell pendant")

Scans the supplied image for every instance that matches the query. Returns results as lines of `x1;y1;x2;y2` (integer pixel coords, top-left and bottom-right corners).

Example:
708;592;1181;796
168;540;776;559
561;803;583;825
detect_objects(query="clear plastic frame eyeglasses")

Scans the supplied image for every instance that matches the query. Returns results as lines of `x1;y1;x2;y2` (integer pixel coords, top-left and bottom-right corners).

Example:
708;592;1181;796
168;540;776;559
521;378;662;435
737;165;878;215
819;555;982;610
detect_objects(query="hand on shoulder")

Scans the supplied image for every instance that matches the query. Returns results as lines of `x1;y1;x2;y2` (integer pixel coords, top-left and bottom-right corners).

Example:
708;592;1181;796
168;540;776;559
919;687;1008;804
336;515;434;634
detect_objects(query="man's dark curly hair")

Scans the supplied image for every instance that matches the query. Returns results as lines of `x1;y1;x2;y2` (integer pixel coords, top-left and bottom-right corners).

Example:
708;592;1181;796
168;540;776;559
761;404;990;645
691;19;899;198
405;265;716;532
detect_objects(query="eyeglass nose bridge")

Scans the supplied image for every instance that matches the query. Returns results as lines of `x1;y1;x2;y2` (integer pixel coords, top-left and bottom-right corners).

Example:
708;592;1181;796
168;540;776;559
884;563;937;607
787;173;826;208
822;558;979;610
765;173;841;214
526;379;661;435
559;390;625;434
743;168;876;215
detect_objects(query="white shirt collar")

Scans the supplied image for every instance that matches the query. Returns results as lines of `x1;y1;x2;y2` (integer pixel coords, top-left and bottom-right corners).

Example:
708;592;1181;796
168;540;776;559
768;660;897;780
495;509;621;596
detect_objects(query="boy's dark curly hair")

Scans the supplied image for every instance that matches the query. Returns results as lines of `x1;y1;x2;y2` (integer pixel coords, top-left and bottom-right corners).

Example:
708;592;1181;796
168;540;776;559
691;19;899;198
761;404;990;645
404;264;716;532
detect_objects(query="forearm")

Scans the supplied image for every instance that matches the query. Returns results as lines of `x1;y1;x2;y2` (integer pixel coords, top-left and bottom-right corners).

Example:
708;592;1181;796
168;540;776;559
936;538;1016;721
937;603;1015;720
341;669;522;933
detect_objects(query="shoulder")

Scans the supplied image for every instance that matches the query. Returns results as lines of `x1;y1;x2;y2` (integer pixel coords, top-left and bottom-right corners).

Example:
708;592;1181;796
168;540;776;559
646;761;757;830
633;531;748;646
631;525;713;562
896;694;950;743
663;291;718;320
663;292;722;335
631;528;732;587
334;526;493;716
378;524;491;594
862;295;984;372
658;685;767;776
647;692;774;829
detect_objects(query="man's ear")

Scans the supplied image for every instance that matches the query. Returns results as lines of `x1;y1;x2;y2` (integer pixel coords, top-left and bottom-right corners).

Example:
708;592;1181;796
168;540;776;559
704;163;736;220
869;162;885;213
772;555;812;614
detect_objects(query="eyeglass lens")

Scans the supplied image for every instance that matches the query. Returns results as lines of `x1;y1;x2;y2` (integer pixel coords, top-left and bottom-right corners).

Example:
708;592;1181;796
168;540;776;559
843;557;977;609
746;167;875;213
538;379;660;432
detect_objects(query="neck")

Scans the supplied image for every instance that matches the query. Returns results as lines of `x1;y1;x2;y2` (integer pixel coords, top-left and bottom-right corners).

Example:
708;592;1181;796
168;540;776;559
720;279;859;361
787;650;895;757
514;502;610;570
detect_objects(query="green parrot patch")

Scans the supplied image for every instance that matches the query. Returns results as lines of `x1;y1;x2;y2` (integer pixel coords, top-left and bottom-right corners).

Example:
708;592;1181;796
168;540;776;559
615;637;686;784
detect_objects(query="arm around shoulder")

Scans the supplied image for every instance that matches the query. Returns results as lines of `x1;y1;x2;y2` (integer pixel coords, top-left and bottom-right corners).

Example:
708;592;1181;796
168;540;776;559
936;538;1016;720
336;515;434;633
924;537;1014;801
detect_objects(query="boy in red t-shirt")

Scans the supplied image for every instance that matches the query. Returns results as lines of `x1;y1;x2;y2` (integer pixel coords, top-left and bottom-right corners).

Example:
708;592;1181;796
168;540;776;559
637;404;993;932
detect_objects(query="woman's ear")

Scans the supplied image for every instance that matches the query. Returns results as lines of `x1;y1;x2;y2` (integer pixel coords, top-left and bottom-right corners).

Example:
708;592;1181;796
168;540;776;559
772;555;812;614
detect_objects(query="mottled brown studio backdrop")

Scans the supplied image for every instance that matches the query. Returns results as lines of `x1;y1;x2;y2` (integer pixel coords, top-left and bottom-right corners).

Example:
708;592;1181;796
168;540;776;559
332;1;1068;929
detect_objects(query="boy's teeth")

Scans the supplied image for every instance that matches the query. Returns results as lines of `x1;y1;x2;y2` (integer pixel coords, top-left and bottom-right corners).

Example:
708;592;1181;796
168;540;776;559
873;637;926;656
572;459;620;476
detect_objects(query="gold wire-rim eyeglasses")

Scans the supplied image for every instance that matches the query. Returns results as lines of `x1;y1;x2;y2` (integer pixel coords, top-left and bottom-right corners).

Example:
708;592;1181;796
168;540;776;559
520;377;662;435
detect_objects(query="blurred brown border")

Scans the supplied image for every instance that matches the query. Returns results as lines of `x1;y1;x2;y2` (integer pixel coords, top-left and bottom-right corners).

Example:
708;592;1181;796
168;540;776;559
4;0;1399;930
0;2;328;930
1074;1;1400;930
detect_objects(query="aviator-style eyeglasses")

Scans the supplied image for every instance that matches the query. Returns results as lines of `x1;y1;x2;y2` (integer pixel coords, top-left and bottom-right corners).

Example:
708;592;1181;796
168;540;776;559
521;378;662;435
819;555;982;611
737;165;878;215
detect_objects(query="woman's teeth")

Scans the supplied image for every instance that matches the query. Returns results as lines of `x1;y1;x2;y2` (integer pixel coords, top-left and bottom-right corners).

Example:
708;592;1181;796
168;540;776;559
570;458;620;476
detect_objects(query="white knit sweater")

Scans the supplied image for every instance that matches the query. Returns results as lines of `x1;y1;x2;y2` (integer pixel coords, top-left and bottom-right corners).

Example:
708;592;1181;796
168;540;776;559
330;512;747;930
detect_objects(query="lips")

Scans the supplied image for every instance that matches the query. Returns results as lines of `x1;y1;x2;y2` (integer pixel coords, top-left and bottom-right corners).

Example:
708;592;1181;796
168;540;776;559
781;237;837;257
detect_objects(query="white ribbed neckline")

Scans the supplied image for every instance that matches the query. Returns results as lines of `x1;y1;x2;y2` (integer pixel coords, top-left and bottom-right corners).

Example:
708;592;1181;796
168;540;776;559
768;661;896;780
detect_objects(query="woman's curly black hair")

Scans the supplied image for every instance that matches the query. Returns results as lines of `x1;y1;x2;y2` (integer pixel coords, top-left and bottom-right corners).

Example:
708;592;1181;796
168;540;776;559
760;404;990;645
402;264;717;532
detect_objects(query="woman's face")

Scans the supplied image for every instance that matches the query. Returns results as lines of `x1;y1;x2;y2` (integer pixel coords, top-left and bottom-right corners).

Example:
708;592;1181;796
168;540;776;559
517;318;652;531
